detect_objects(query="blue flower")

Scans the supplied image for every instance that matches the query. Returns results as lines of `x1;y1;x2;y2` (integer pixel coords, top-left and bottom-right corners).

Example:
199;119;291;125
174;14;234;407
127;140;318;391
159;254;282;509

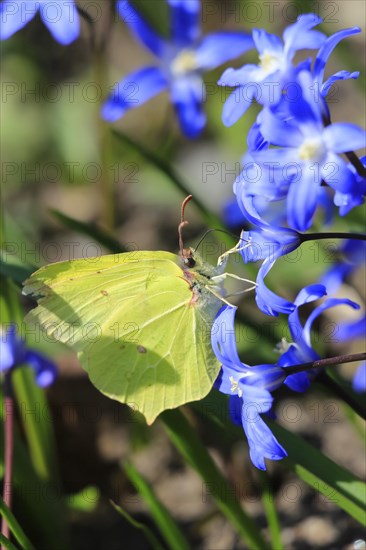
253;70;366;230
219;15;360;127
277;285;360;392
237;195;301;316
0;0;80;45
333;156;366;216
211;305;287;470
319;240;366;344
0;325;57;387
218;13;326;125
353;362;366;394
312;27;361;100
101;0;253;138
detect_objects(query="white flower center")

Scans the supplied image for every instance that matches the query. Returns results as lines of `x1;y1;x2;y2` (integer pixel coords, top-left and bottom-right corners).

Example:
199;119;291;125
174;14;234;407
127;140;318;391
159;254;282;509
229;376;242;398
274;338;290;354
258;50;282;74
298;137;327;162
171;49;198;76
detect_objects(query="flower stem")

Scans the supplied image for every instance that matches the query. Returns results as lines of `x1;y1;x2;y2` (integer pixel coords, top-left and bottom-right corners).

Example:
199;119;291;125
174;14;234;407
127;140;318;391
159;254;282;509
344;150;366;177
300;232;366;242
283;353;366;420
283;351;366;376
1;374;14;544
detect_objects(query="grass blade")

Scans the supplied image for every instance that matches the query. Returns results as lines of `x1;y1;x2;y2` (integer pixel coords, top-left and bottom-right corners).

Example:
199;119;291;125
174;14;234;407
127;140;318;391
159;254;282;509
269;422;366;525
123;461;189;550
161;409;268;550
258;471;283;550
0;497;35;550
110;501;165;550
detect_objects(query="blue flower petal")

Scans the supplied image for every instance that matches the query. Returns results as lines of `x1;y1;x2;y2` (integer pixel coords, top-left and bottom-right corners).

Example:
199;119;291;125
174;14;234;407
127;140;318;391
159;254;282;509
228;395;242;425
337;315;366;341
314;27;361;86
322;152;356;193
318;263;354;294
283;13;325;56
170;75;206;138
211;305;243;370
321;70;359;97
117;0;166;57
302;298;360;347
101;66;168;122
247;122;269;151
40;1;79;45
285;371;312;392
256;259;295;316
0;0;38;40
353;362;366;393
168;0;200;46
222;198;245;229
252;29;283;55
323;123;366;154
25;350;57;387
260;107;302;147
278;346;313;392
222;87;253;126
218;64;258;87
287;165;319;231
0;325;26;370
287;284;327;353
195;32;254;71
242;398;287;470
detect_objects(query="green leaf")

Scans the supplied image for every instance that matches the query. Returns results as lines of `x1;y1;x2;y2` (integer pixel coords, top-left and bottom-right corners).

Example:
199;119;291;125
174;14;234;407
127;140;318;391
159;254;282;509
66;486;100;512
123;462;189;550
51;209;124;254
161;409;268;550
269;422;366;526
196;391;366;525
258;471;283;550
110;500;165;550
0;496;35;550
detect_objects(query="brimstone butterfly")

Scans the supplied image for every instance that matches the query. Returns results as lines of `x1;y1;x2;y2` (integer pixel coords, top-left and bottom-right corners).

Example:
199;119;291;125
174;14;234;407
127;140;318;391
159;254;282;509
23;197;235;424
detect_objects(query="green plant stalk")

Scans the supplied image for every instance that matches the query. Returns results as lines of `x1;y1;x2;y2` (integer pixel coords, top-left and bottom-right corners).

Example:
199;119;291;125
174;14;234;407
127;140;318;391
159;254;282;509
0;497;35;550
123;462;189;550
161;409;268;550
110;500;165;550
258;471;283;550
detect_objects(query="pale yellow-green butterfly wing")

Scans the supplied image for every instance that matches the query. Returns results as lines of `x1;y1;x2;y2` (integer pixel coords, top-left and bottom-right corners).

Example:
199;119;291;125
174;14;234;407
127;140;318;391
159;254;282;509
23;250;224;424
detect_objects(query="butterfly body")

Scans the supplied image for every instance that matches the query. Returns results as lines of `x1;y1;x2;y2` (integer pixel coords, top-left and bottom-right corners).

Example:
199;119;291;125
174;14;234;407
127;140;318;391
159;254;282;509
23;249;226;423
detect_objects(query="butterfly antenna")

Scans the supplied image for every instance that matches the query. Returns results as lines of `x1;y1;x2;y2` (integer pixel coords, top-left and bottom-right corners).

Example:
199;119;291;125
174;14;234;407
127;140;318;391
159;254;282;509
178;195;192;256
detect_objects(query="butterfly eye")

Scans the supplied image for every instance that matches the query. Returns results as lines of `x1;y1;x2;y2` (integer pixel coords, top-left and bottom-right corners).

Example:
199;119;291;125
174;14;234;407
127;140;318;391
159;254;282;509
184;257;196;268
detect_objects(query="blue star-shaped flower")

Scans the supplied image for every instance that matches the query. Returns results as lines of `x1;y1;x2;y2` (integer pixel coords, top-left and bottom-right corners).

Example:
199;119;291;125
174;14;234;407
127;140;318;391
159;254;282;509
218;13;326;125
1;325;57;387
102;0;254;138
253;70;366;231
278;285;360;392
211;305;287;470
0;0;80;44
